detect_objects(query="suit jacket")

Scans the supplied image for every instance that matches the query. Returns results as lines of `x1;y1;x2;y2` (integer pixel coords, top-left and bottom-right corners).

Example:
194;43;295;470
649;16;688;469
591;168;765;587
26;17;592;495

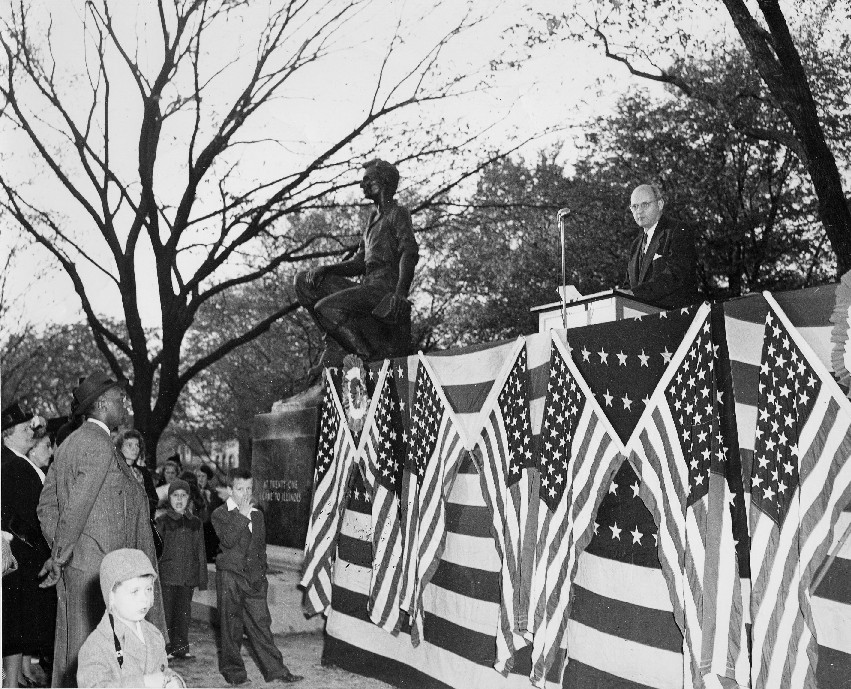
212;503;267;586
626;216;698;309
37;421;157;573
77;613;168;688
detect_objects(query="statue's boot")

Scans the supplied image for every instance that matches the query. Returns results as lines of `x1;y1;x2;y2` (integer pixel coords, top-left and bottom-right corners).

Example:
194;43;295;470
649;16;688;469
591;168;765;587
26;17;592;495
306;336;348;385
328;319;375;362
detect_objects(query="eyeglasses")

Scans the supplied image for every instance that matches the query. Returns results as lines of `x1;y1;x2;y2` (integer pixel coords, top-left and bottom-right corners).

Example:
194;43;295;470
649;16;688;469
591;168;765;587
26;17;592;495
630;199;658;212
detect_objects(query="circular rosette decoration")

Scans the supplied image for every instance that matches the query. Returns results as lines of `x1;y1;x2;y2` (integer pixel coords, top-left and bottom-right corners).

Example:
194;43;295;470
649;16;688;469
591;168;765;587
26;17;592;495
830;269;851;395
342;354;369;436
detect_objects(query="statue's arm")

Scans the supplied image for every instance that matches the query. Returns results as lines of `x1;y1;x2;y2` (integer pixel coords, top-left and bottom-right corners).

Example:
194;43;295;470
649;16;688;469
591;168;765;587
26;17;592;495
394;207;419;298
309;237;365;285
325;253;365;278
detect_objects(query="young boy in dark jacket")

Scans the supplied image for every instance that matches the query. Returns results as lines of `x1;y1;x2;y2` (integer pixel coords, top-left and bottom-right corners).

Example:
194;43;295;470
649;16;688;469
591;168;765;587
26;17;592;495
155;479;207;660
211;469;303;685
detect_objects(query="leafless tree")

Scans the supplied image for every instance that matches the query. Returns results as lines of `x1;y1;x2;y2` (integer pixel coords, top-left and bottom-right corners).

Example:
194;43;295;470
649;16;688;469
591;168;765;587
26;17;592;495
0;0;528;455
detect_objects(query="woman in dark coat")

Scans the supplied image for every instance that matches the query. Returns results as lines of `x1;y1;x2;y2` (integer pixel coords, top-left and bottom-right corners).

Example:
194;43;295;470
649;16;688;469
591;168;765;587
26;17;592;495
115;430;158;518
2;409;56;688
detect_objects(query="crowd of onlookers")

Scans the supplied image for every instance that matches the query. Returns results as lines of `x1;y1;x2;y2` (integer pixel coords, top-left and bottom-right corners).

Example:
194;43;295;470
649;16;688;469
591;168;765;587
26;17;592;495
1;378;306;689
114;431;226;566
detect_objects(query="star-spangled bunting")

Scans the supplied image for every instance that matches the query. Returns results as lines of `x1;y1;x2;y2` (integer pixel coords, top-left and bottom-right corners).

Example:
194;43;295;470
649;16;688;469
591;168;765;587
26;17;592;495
749;296;851;689
318;291;851;689
630;305;748;688
358;362;407;634
300;373;357;616
527;334;623;687
470;340;533;673
398;356;466;647
569;307;696;442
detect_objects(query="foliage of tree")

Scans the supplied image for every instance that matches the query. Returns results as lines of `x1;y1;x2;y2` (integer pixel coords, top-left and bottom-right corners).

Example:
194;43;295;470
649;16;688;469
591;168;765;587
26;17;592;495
418;152;630;347
423;64;831;346
575;75;833;297
0;321;124;415
0;0;526;452
178;269;320;442
526;0;851;273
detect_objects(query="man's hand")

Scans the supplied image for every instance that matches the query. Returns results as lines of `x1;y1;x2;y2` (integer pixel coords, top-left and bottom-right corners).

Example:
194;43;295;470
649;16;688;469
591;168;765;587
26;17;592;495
307;266;327;289
163;669;186;688
373;291;410;323
38;557;62;588
387;292;408;320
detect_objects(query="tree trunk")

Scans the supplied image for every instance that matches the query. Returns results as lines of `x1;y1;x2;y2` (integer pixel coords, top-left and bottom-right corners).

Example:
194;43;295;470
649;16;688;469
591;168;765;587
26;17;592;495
797;127;851;275
721;0;851;276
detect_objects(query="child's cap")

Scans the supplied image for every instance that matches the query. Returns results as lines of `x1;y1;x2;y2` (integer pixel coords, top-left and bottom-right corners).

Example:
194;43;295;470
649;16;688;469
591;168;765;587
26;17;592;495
168;479;191;497
99;548;157;604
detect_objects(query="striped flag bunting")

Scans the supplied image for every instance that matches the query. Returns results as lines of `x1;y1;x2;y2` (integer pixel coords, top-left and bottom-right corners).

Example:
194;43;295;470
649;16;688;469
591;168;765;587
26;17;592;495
527;331;624;687
748;293;851;689
300;369;357;615
725;285;851;687
468;338;534;673
627;304;748;687
358;361;407;633
312;285;850;688
401;354;468;647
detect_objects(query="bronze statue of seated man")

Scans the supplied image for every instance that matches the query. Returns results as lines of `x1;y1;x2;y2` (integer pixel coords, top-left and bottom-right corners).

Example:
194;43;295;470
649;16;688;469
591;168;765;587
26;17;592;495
294;159;419;376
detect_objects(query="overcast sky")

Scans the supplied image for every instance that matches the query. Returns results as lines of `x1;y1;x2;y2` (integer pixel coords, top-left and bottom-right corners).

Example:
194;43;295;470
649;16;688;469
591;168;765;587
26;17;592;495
1;0;678;332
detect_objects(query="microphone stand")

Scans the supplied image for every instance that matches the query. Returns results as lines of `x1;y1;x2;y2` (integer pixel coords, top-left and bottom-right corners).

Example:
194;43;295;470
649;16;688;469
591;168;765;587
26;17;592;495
558;209;569;330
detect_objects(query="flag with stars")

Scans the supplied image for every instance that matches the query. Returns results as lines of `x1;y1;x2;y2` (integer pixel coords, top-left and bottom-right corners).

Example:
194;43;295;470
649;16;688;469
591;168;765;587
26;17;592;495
400;354;468;647
527;332;624;687
358;361;407;634
567;306;696;443
629;303;748;687
468;338;534;673
748;294;851;689
301;370;357;616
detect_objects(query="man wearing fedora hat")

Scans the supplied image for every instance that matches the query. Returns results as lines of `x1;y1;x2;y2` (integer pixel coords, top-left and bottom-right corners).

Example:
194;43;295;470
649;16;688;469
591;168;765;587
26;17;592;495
36;371;167;687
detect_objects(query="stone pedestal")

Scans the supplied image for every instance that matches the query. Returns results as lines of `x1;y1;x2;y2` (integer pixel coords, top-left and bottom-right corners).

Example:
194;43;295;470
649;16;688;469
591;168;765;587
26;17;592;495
251;395;321;550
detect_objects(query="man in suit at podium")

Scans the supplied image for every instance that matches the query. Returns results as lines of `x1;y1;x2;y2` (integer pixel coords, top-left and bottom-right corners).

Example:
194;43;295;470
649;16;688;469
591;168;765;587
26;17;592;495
625;183;698;309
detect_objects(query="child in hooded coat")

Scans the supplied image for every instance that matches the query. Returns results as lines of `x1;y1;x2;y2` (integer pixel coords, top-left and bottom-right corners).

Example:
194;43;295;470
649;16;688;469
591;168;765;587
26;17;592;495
77;548;184;688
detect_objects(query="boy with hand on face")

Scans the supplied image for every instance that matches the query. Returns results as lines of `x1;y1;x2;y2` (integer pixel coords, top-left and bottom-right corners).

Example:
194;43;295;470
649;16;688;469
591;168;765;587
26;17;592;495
211;469;304;685
155;478;207;660
76;549;184;688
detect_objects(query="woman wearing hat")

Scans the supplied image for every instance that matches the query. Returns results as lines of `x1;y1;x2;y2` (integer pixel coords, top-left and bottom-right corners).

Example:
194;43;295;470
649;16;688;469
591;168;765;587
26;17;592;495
2;401;52;688
36;372;167;688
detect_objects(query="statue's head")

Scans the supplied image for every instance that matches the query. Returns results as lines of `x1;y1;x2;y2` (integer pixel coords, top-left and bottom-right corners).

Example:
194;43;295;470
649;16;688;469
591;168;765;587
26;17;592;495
361;158;400;200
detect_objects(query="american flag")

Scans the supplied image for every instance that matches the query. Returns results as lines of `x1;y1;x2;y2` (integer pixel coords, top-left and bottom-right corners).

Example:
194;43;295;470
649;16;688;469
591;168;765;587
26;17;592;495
630;305;748;687
300;371;357;616
321;285;850;688
401;354;467;646
748;294;851;689
527;333;623;687
470;339;533;673
359;361;407;634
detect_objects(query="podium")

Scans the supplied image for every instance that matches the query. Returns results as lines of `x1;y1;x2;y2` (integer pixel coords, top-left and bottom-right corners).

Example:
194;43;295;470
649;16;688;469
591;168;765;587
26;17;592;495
530;287;662;332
